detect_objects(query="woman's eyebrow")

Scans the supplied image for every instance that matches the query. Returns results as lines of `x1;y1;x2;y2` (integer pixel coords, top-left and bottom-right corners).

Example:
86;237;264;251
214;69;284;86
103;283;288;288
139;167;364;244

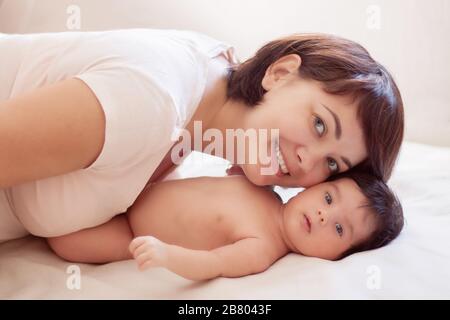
320;103;353;169
341;157;352;169
320;103;342;139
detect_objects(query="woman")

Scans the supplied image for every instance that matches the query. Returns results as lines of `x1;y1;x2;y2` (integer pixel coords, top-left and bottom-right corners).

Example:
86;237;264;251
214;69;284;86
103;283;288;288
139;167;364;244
0;29;403;241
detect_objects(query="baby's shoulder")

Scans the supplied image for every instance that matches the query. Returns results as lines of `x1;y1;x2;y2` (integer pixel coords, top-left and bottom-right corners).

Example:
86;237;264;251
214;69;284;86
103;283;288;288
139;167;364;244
178;175;264;197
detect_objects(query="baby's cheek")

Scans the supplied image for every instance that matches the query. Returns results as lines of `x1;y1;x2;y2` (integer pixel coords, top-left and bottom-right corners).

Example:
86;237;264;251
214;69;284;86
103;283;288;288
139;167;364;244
327;239;350;261
307;233;337;260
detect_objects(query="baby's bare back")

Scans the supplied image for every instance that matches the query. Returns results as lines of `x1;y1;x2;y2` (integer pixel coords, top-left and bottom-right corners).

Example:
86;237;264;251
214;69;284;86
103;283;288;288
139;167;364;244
127;175;282;251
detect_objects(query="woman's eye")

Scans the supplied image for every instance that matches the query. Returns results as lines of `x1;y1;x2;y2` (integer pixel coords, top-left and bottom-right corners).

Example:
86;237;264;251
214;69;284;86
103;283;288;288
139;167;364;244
325;192;332;205
314;116;325;136
327;158;339;173
335;223;344;237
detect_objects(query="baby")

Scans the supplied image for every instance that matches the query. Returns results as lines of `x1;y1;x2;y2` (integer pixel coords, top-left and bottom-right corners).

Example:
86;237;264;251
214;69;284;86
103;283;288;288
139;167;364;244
47;171;403;281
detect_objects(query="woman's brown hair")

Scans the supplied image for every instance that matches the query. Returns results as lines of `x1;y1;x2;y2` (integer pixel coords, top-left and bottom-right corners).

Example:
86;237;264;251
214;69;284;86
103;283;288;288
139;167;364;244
226;33;404;181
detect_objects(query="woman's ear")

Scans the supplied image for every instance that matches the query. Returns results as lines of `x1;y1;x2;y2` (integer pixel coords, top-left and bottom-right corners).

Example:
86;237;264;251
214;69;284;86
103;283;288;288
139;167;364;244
261;54;302;91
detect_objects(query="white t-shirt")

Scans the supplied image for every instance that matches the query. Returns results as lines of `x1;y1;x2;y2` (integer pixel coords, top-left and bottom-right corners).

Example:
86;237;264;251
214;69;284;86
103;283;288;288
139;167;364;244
0;29;238;239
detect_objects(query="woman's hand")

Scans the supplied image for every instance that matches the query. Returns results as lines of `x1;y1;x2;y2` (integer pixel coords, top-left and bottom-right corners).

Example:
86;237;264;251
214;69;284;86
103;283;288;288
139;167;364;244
129;236;169;270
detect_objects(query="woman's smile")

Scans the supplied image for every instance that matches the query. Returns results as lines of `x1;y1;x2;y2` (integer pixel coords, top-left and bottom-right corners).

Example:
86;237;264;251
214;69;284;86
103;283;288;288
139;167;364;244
274;139;291;178
276;142;289;175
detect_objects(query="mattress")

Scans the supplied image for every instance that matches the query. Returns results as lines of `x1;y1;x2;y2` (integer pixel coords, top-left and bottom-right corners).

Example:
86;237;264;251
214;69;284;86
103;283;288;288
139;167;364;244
0;141;449;299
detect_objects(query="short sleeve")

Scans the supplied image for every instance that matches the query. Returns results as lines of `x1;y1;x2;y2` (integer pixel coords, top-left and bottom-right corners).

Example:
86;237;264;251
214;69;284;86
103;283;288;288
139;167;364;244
75;59;179;171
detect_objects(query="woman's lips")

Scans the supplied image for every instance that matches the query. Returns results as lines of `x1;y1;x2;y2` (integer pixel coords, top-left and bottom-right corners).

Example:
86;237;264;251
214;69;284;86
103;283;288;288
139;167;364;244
275;156;290;177
276;165;285;177
303;214;312;233
271;139;290;178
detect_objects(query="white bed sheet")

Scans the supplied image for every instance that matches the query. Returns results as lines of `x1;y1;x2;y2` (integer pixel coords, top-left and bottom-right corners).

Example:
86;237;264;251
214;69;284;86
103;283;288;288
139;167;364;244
1;141;449;299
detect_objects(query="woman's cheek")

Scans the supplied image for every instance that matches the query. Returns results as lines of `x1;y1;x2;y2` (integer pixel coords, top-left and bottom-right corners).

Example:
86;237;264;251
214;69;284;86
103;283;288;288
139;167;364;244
300;169;327;188
241;163;269;186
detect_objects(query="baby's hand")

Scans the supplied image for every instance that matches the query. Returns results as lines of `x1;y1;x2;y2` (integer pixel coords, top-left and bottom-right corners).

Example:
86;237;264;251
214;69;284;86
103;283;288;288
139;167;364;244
129;236;168;271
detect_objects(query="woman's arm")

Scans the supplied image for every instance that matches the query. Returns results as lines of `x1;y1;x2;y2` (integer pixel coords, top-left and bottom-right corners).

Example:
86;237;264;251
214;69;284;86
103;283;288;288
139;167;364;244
0;78;105;187
47;214;133;264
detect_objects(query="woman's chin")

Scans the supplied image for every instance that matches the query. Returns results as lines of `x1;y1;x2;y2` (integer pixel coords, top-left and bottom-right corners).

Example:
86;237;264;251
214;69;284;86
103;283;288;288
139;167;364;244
241;164;275;186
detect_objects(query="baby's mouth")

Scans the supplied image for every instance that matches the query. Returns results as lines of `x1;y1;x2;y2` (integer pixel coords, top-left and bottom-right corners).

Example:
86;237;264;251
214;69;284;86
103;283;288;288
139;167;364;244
303;214;312;233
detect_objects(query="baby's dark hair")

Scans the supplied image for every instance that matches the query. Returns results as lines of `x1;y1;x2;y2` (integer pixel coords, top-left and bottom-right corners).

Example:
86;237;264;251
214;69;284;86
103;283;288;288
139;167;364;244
327;171;404;259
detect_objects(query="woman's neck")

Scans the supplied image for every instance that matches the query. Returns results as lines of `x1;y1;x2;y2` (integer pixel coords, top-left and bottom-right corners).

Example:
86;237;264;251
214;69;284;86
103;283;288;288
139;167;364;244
184;56;250;163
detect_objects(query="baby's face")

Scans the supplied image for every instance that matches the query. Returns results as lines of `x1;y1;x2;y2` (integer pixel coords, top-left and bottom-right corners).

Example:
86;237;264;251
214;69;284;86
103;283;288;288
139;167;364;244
280;178;377;260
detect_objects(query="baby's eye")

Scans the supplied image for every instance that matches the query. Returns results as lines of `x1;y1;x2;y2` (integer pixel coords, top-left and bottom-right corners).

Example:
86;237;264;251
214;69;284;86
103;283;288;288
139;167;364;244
325;192;332;205
314;116;325;136
327;158;339;173
335;223;344;237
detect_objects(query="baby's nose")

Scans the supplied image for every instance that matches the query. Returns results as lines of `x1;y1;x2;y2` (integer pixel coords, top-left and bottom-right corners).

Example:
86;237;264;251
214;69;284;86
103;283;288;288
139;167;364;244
318;210;328;225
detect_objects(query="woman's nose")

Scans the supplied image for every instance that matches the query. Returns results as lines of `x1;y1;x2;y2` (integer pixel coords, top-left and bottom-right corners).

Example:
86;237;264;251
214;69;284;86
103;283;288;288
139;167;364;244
296;148;316;173
317;210;328;226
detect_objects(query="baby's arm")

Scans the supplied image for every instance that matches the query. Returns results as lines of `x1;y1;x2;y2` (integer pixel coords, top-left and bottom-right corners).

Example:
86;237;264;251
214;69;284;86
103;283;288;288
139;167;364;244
129;236;276;281
47;214;133;263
